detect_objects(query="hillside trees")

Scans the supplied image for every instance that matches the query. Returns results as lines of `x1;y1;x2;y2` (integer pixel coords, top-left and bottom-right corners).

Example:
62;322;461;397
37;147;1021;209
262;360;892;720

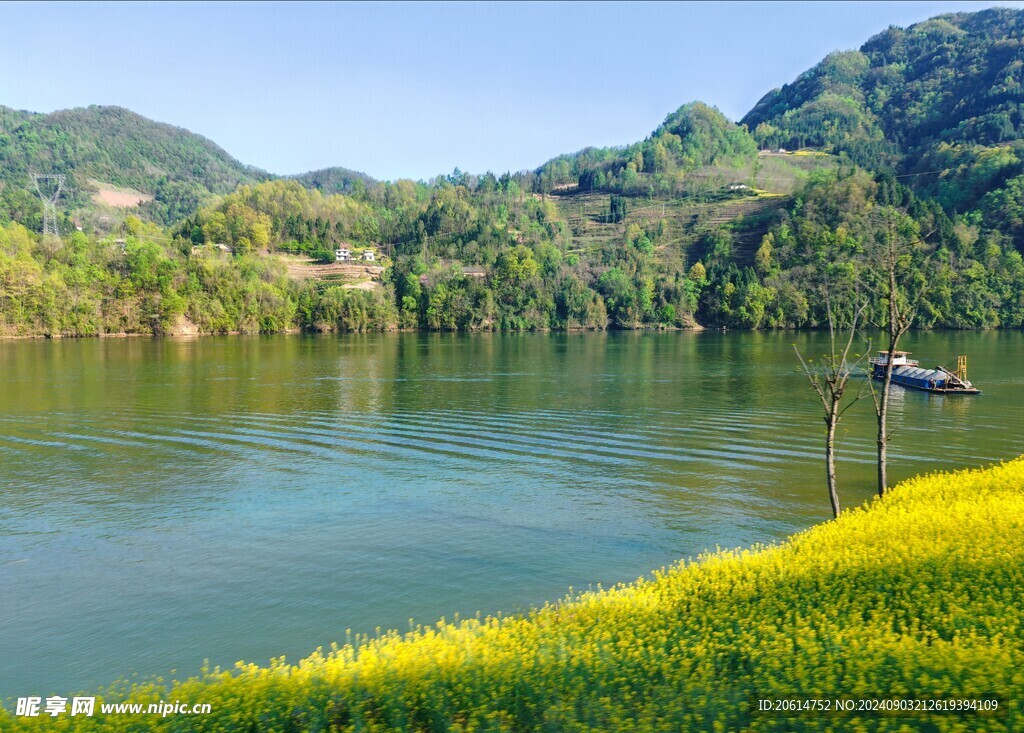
743;7;1024;252
0;105;268;226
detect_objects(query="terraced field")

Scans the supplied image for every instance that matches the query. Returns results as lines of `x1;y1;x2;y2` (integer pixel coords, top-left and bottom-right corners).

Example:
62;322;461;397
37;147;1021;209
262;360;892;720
710;194;789;266
280;255;385;288
551;188;789;269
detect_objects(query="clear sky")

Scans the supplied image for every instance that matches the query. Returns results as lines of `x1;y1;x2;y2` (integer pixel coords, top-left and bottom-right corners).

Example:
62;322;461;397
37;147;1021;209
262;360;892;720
2;1;1022;180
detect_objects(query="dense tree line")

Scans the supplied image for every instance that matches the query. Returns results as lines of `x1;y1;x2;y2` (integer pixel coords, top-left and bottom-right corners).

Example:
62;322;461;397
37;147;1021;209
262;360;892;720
0;174;698;336
4;160;1024;337
694;167;1024;329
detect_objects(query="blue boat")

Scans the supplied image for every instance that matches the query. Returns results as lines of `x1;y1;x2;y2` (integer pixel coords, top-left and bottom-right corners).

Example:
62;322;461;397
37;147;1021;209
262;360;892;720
869;351;980;394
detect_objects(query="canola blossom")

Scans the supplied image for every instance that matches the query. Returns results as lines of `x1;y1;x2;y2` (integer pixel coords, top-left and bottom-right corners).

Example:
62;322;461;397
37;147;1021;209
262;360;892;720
4;458;1023;732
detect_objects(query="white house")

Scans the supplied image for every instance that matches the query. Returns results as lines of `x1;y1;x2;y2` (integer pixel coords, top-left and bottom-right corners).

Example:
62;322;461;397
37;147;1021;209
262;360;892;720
362;249;376;262
335;247;351;262
728;183;749;191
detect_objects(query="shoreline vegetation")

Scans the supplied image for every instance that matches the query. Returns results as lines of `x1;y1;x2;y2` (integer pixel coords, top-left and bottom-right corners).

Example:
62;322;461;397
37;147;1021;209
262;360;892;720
0;325;711;341
4;458;1021;731
3;149;1023;339
10;320;1021;342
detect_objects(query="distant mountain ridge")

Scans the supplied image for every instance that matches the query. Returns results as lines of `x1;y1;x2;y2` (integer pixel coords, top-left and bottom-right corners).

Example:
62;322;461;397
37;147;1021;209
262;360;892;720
290;166;377;196
0;105;275;225
3;6;1024;241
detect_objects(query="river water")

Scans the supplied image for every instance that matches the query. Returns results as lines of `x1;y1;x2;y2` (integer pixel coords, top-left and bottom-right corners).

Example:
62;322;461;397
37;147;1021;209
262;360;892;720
1;330;1021;697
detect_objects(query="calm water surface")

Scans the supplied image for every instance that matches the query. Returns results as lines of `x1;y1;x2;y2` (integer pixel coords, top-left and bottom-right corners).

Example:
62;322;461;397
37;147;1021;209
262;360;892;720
1;330;1022;697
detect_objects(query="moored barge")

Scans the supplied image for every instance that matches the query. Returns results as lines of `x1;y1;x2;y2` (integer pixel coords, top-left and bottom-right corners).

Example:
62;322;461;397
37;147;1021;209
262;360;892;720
869;351;980;395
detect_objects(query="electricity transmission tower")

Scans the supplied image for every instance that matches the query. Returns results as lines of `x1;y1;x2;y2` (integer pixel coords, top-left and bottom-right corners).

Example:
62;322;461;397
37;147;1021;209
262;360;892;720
33;174;66;237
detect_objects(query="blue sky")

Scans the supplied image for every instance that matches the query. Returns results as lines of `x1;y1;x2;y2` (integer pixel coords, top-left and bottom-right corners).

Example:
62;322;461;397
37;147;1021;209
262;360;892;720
2;1;1022;180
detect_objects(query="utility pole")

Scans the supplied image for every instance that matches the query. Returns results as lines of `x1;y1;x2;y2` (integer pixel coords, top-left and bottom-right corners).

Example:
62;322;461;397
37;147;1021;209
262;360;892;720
33;174;66;237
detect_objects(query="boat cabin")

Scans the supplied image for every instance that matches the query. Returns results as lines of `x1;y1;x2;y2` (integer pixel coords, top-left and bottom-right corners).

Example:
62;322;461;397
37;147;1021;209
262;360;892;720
869;351;919;368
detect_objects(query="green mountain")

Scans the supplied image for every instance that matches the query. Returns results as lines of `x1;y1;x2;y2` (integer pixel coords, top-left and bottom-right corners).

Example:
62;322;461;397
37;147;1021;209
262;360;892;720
0;105;270;227
534;102;762;196
743;8;1024;244
522;7;1024;330
291;166;377;196
0;105;382;231
744;8;1024;157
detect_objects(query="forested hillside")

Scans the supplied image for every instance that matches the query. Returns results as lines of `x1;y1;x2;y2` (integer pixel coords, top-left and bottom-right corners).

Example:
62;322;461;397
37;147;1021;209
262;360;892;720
745;8;1024;157
0;105;274;228
744;8;1024;249
533;102;760;197
2;8;1024;337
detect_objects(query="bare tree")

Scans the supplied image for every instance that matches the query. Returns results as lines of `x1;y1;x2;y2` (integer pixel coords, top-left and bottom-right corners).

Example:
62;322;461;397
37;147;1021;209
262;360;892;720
867;210;928;497
794;286;870;518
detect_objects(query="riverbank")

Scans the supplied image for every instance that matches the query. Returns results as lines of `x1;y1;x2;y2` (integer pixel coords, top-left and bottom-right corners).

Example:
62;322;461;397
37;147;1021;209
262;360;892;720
4;457;1021;731
0;322;704;340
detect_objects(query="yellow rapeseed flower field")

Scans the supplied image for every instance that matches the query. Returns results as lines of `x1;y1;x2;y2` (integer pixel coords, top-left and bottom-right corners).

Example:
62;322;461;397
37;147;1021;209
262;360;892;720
4;458;1022;732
